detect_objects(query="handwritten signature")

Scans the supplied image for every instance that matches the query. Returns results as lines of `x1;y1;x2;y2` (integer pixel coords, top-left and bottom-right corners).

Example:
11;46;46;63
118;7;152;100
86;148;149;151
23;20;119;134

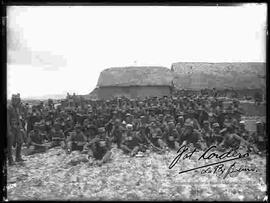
169;145;258;179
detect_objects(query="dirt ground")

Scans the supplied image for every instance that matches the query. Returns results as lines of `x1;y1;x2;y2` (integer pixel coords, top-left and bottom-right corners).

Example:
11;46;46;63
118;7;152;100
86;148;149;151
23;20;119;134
6;104;266;201
6;145;267;201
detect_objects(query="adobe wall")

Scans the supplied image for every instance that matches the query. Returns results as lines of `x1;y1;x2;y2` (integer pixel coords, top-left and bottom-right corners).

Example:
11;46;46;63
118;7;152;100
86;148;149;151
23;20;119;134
97;86;171;99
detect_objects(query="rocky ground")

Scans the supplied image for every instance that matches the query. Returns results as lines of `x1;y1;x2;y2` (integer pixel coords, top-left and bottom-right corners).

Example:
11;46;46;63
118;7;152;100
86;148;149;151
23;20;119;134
6;144;267;201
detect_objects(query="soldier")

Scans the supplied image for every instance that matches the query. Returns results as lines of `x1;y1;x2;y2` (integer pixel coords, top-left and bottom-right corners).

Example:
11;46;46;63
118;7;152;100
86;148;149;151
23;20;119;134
254;121;266;152
44;119;53;141
201;120;213;147
87;127;112;166
211;123;223;146
218;120;256;152
27;122;47;155
66;124;87;153
237;120;250;141
63;117;75;139
164;121;180;150
26;109;41;134
7;94;26;165
82;119;97;142
120;124;141;156
148;126;166;150
180;119;204;149
201;122;221;148
38;120;48;142
50;120;66;149
111;119;125;148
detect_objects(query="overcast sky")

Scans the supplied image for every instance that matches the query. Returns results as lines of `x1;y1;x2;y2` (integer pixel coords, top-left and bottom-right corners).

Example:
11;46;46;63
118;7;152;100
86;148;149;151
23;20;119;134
7;4;267;99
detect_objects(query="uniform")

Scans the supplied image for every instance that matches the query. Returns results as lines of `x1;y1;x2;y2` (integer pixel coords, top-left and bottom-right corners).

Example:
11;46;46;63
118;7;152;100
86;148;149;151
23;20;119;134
7;94;25;165
50;123;66;148
88;127;112;165
27;125;46;155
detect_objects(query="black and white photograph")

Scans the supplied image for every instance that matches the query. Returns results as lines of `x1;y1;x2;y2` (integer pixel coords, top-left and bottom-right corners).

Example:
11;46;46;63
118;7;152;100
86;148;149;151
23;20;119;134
5;3;267;201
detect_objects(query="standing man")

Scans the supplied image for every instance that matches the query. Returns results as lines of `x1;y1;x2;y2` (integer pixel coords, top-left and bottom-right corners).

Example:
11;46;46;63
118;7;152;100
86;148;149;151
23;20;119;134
7;94;26;165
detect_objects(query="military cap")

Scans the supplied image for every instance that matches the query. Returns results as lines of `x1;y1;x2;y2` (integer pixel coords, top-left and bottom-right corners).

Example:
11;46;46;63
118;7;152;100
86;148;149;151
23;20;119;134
98;127;105;133
184;119;194;127
168;121;174;125
54;122;61;127
203;120;209;124
239;121;245;125
172;128;178;132
212;123;220;128
156;128;162;134
126;124;133;129
55;118;61;123
115;119;121;123
34;122;40;127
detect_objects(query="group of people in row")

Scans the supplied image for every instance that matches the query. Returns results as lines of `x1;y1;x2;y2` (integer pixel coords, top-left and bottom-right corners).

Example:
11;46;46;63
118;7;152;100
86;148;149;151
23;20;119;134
7;91;266;166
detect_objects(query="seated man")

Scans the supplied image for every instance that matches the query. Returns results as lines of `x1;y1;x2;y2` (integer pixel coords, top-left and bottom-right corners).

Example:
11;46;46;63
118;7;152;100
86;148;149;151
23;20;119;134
66;123;87;152
218;125;259;152
164;121;180;150
27;122;47;155
180;119;204;149
146;125;166;152
50;120;66;149
210;122;223;146
253;121;266;153
120;124;141;156
111;119;125;148
87;127;112;166
201;120;214;148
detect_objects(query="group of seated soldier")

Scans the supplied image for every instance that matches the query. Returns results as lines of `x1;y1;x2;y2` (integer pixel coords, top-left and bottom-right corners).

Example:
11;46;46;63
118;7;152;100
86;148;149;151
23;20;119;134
16;90;265;166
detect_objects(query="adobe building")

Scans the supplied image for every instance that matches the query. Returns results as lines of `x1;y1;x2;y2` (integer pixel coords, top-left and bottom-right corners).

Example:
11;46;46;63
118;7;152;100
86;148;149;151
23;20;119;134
171;62;266;98
95;66;174;99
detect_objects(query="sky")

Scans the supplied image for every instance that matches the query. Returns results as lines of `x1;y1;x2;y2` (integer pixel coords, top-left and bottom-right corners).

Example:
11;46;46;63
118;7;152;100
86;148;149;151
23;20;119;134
7;4;267;99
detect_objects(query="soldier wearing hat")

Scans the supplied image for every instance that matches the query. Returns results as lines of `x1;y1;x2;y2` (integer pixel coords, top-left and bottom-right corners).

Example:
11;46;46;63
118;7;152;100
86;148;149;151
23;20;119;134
111;119;125;148
82;119;97;142
202;122;222;148
7;94;26;165
38;119;49;142
148;126;166;149
180;119;204;149
201;120;213;147
66;123;87;152
63;116;75;139
26;122;47;155
218;130;254;152
87;127;112;166
26;108;41;135
237;120;250;141
49;120;66;149
211;123;223;146
163;121;180;149
254;121;266;152
120;124;141;156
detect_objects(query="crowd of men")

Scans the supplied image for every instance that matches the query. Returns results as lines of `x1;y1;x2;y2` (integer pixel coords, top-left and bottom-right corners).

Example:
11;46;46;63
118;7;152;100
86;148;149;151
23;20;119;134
7;91;266;166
